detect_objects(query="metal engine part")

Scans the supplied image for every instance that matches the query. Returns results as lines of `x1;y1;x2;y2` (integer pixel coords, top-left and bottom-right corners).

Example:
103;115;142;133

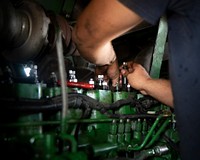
0;0;50;62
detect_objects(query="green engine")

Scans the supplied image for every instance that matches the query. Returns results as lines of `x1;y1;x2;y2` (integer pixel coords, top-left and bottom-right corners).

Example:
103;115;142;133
0;74;180;160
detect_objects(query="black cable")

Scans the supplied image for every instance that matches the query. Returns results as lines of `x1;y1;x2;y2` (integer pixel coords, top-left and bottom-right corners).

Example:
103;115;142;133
0;93;159;120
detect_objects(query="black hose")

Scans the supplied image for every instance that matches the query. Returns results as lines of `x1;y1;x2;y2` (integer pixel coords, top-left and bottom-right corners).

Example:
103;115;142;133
0;93;159;120
0;93;103;112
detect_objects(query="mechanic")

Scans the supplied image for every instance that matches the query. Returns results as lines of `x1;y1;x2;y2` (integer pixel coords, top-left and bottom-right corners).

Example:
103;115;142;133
72;0;200;159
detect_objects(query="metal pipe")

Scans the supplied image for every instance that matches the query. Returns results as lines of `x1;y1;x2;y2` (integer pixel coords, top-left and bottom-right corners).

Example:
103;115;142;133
133;145;169;160
127;115;163;151
93;143;118;157
61;134;77;153
56;30;68;133
146;118;171;148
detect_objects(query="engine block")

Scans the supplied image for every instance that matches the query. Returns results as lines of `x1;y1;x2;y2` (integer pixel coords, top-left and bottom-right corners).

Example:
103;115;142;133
0;77;180;160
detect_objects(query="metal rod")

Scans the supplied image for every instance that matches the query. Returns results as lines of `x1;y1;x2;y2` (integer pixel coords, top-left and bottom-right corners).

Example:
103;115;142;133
127;115;163;151
56;30;68;133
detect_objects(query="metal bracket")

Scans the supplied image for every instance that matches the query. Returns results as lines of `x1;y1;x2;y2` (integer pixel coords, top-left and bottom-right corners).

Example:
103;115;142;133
150;16;168;79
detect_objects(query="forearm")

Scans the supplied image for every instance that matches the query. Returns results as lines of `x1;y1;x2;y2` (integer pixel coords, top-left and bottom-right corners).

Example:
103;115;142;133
71;1;117;66
72;0;143;65
142;79;173;108
72;31;116;66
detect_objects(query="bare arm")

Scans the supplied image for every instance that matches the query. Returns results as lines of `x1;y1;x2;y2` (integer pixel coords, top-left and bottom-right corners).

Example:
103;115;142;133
121;63;173;108
72;0;143;85
142;78;173;107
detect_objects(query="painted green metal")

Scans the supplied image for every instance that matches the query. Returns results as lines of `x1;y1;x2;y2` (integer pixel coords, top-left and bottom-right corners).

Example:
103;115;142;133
35;0;64;13
142;119;148;136
32;134;57;159
117;119;125;144
1;119;115;128
93;143;118;157
14;83;43;99
35;0;76;16
86;89;113;144
146;118;171;148
128;115;164;151
18;113;43;136
124;119;131;143
0;81;179;160
60;134;77;153
150;16;168;78
62;0;77;17
43;86;63;98
113;91;136;114
133;119;142;143
108;120;118;143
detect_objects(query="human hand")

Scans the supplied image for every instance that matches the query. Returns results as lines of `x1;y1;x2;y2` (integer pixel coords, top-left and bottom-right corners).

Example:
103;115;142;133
95;59;119;87
120;62;151;94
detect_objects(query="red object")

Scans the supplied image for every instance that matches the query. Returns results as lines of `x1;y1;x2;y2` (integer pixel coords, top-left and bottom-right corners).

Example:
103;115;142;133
58;80;95;89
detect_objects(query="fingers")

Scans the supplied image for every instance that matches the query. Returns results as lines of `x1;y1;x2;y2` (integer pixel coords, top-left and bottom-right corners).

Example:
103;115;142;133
95;61;142;87
120;69;129;76
107;59;120;86
111;76;119;87
120;61;136;76
95;59;120;87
